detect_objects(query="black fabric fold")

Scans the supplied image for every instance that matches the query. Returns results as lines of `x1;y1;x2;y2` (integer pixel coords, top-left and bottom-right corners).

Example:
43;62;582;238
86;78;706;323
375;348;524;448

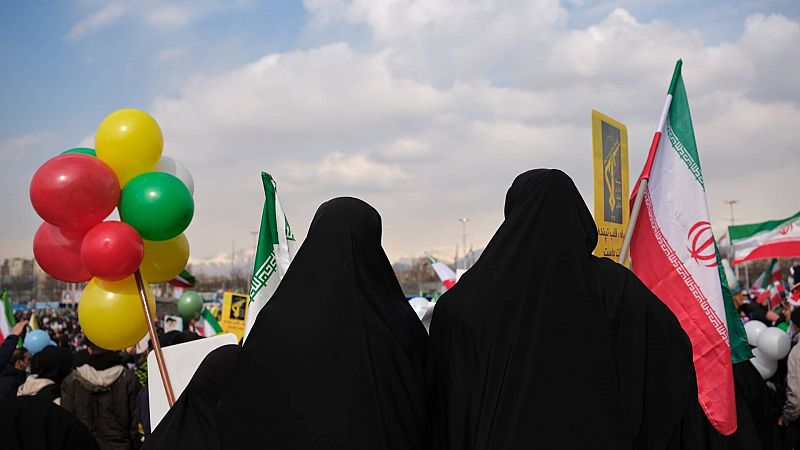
219;197;430;450
430;169;700;449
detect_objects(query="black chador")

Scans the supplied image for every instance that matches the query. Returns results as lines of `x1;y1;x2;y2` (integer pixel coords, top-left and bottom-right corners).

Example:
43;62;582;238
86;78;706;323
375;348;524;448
144;344;241;450
220;197;430;449
430;169;702;449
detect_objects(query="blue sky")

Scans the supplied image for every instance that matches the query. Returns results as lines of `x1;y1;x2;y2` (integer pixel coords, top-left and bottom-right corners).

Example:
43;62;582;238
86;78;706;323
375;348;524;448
2;1;799;272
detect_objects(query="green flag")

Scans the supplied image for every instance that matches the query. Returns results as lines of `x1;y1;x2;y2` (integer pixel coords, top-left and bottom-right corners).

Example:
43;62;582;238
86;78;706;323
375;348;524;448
2;291;14;329
244;172;296;341
200;308;223;336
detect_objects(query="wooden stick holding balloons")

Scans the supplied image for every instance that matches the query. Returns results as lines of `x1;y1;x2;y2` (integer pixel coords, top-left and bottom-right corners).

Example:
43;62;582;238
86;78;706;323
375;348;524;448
29;109;196;409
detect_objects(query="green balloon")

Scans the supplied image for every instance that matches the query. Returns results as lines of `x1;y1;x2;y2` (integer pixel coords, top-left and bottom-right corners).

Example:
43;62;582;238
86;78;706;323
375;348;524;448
177;291;204;321
778;321;790;332
62;147;97;157
120;172;194;241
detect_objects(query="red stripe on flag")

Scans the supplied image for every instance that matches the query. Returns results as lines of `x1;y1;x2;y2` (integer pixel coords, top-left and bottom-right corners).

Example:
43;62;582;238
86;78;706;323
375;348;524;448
631;190;737;435
733;240;800;265
630;131;662;203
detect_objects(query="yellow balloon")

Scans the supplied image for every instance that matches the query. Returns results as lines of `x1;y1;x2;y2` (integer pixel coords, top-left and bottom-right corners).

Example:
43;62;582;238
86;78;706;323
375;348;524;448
95;109;163;186
140;234;190;283
78;275;156;350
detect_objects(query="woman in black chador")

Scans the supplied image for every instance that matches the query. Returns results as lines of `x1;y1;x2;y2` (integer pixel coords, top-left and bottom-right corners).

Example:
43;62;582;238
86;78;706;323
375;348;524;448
220;197;430;449
430;169;702;449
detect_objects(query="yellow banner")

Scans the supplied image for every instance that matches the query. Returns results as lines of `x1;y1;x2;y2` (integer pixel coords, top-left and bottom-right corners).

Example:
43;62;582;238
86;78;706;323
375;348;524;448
591;110;629;263
219;292;249;341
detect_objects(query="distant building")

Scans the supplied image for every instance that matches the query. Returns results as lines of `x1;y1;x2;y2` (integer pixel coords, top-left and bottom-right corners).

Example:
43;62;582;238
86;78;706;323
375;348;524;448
2;257;34;278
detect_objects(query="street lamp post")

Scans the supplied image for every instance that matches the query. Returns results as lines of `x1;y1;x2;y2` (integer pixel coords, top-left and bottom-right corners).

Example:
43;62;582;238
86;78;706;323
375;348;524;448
459;217;469;269
723;200;742;285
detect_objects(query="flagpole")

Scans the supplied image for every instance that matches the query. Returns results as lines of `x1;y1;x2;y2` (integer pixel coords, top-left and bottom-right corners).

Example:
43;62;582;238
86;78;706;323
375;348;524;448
134;269;176;407
618;60;682;265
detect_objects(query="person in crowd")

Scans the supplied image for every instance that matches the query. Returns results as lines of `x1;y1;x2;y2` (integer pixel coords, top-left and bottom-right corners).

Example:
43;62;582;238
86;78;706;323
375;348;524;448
61;341;142;450
0;396;99;450
0;320;30;401
0;321;29;366
143;344;241;449
780;308;800;447
220;197;430;449
429;169;702;449
0;347;30;401
17;345;73;404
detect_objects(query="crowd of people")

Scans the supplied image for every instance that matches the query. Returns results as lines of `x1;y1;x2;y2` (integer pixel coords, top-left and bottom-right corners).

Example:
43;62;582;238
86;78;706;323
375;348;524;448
0;169;798;450
0;307;205;449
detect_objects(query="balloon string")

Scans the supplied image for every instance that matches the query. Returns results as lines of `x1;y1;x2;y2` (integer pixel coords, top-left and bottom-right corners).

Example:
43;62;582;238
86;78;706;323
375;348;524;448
134;269;176;406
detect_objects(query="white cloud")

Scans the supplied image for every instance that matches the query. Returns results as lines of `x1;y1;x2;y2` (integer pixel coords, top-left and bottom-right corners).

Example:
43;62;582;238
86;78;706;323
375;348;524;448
66;3;128;40
65;0;249;39
284;152;407;188
0;132;53;163
50;2;800;263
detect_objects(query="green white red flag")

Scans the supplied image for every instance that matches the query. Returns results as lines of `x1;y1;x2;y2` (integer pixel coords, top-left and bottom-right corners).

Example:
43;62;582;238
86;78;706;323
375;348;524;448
426;255;456;290
0;291;14;344
169;269;196;288
628;60;749;436
244;172;296;341
751;258;781;291
200;309;223;337
729;212;800;265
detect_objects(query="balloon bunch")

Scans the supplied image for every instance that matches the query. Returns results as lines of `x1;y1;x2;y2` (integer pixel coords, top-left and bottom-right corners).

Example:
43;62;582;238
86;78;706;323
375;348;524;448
744;320;791;380
30;109;195;350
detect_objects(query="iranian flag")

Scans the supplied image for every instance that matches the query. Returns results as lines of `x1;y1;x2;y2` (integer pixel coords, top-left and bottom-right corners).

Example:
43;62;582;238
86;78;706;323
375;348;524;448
628;60;749;435
243;172;296;341
199;309;223;337
426;255;457;290
751;258;781;291
0;291;14;344
729;212;800;265
169;269;196;288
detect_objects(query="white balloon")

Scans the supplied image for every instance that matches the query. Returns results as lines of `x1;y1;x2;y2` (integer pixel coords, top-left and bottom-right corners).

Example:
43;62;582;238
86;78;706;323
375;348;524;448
757;327;791;360
408;297;429;321
155;156;194;195
744;320;767;347
751;348;778;380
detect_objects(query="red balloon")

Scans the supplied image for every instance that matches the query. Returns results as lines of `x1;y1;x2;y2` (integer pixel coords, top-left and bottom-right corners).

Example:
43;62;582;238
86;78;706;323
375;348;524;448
80;221;144;281
33;222;91;283
30;154;120;230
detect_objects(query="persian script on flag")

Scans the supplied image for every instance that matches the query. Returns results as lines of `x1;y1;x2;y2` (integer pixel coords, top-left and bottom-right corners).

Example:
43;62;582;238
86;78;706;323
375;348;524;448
591;110;630;263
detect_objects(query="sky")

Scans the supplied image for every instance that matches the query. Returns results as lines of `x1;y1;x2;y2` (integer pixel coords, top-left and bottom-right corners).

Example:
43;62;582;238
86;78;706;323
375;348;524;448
1;0;799;273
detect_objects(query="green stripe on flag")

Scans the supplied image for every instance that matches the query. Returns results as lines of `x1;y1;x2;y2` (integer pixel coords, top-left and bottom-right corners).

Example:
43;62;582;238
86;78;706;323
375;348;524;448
667;59;683;96
729;211;800;241
715;246;752;363
2;291;14;328
201;309;223;333
250;172;280;302
667;71;704;189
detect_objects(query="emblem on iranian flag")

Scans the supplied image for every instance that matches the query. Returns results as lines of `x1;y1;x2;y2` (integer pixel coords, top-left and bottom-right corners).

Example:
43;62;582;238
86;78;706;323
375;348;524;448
688;221;717;268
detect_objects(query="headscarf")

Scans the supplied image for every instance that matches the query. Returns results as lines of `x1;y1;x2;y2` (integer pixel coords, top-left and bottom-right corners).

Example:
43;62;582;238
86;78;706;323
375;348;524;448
220;197;430;449
143;344;241;450
430;169;697;449
31;346;73;385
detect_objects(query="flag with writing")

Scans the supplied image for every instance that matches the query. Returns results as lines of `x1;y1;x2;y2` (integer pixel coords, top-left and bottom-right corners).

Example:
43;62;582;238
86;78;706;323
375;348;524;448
244;172;297;341
628;60;749;435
